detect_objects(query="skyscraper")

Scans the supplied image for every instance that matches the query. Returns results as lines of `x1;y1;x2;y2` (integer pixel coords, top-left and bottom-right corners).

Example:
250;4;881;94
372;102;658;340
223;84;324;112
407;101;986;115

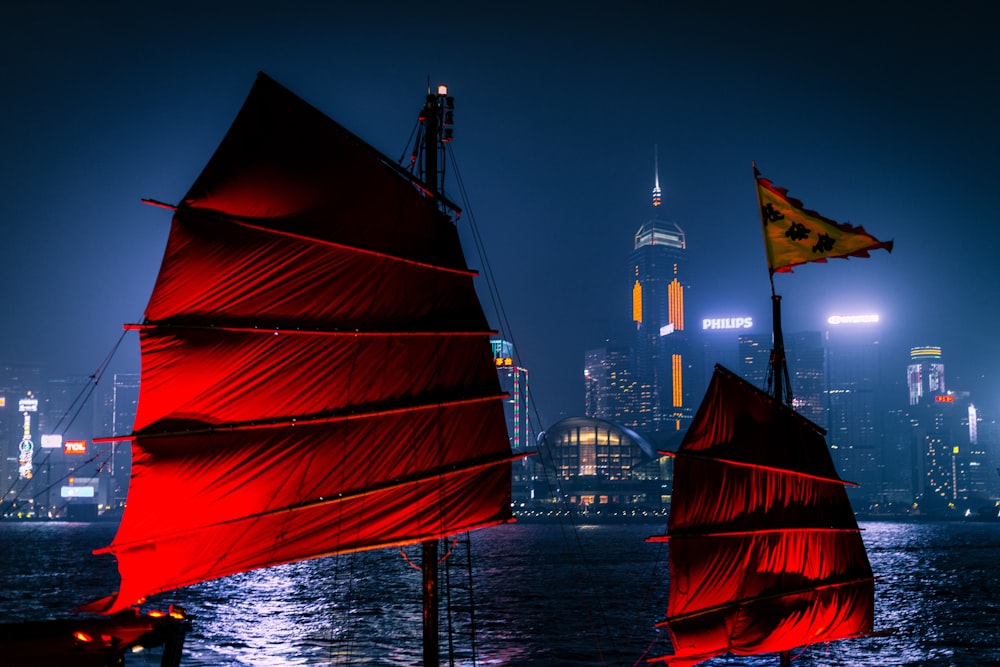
824;315;883;504
738;333;772;390
907;346;945;406
491;339;533;503
0;362;44;510
628;153;693;432
786;331;826;428
584;345;637;426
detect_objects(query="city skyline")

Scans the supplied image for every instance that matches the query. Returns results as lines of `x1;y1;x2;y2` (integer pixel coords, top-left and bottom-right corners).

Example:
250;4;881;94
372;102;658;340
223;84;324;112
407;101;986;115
2;1;998;427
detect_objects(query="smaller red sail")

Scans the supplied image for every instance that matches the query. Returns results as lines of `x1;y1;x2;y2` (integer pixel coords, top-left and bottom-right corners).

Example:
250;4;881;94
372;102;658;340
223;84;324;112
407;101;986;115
651;365;873;666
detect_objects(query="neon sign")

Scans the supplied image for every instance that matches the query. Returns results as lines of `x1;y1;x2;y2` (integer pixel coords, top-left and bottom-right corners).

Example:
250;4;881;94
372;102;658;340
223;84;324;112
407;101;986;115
64;440;87;455
935;395;954;403
827;314;880;325
702;317;753;331
19;406;34;479
61;486;95;498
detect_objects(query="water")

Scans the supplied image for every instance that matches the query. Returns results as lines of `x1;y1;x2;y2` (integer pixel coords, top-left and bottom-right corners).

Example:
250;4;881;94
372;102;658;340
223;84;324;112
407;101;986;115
1;520;998;666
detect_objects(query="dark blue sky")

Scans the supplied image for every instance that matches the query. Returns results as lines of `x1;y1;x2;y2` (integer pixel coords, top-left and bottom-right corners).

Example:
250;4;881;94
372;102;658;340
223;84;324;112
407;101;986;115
2;1;998;424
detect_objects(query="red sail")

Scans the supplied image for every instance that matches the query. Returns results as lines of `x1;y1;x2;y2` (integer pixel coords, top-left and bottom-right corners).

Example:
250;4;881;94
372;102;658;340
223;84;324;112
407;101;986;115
85;73;514;614
652;366;873;665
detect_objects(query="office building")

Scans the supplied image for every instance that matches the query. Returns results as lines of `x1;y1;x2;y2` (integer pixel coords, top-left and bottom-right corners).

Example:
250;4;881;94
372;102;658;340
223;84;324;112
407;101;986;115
628;156;693;432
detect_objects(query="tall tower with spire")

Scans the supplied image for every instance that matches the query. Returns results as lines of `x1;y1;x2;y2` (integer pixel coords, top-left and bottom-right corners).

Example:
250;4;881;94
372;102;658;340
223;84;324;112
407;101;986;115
627;148;693;432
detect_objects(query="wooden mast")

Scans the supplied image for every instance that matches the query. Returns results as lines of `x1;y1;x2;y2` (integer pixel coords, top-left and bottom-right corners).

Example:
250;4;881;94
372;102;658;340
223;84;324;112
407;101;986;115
419;82;451;667
756;163;793;667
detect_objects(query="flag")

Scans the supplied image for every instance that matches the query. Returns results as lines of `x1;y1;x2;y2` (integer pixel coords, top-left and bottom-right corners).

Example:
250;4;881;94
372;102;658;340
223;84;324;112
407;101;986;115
755;166;893;274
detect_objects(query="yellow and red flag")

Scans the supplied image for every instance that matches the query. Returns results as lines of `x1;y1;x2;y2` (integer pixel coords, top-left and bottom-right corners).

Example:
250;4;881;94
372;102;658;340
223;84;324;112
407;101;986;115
755;166;893;274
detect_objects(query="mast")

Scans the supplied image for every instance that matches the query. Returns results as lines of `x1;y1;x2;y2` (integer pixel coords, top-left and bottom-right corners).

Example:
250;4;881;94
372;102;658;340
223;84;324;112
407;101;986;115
756;165;792;667
419;82;454;667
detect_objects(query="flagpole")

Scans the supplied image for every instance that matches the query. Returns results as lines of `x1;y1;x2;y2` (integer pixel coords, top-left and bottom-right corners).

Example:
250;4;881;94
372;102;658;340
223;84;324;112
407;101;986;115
752;162;793;407
756;165;794;666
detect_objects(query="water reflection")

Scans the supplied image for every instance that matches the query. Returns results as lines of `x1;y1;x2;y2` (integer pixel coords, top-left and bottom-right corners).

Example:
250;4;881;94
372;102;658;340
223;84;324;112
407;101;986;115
2;520;999;665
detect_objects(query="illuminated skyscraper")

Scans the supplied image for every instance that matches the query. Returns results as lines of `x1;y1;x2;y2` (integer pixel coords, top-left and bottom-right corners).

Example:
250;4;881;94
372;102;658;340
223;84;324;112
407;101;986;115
0;362;44;507
786;331;826;428
584;345;637;425
628;152;693;432
738;333;772;389
491;340;531;451
492;339;533;503
907;346;945;406
824;315;884;504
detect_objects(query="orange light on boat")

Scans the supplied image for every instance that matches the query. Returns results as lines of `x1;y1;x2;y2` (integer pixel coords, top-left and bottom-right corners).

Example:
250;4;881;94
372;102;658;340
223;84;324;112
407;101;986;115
73;631;93;643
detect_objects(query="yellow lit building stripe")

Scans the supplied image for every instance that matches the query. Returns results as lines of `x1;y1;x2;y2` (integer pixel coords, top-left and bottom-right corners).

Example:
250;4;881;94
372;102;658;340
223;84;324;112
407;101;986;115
668;278;684;331
633;280;642;324
672;354;683;407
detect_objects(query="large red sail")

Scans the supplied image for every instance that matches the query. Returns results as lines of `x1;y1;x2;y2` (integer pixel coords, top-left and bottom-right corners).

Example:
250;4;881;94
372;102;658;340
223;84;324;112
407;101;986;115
85;73;515;614
651;365;873;665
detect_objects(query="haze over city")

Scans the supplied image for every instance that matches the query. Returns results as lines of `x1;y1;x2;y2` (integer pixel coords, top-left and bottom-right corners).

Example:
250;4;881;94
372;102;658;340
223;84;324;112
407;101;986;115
3;1;998;426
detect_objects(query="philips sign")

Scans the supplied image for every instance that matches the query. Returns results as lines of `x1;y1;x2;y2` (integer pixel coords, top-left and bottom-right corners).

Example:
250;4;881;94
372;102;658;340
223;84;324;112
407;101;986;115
702;317;753;331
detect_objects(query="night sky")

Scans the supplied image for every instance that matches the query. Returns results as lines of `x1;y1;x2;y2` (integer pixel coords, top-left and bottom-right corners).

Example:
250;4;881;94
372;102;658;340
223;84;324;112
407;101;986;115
3;1;998;426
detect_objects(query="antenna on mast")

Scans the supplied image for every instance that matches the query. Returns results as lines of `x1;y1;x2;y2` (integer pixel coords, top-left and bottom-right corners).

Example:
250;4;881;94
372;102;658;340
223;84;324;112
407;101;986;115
652;145;662;208
419;83;454;207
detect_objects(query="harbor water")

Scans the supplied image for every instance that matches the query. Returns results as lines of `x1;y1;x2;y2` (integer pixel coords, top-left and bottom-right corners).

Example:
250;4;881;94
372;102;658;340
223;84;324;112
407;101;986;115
1;519;998;666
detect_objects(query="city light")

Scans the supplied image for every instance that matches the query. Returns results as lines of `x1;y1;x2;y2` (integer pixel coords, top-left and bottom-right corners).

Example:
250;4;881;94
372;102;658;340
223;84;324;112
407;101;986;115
827;314;879;325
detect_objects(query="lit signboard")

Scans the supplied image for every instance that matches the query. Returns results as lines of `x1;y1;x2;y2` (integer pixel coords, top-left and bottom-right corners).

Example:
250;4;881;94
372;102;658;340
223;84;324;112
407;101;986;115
702;317;753;331
659;323;675;336
60;486;95;498
911;347;942;359
935;395;955;403
0;397;5;407
490;339;513;359
18;398;37;412
64;440;87;455
41;434;63;449
827;314;879;325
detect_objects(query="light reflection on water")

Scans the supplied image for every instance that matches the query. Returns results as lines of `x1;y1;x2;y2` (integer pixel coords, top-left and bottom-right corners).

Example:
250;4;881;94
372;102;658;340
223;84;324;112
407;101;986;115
1;520;999;665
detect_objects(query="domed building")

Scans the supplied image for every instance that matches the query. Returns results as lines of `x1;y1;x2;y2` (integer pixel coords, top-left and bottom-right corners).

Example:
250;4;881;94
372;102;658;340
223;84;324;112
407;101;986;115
534;416;675;511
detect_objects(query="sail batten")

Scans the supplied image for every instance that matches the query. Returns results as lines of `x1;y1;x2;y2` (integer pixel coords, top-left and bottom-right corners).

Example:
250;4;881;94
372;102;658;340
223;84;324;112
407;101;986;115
658;574;876;626
650;526;865;541
126;323;498;336
105;392;510;441
90;73;517;615
175;205;480;276
663;450;859;486
661;365;874;665
98;449;521;556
